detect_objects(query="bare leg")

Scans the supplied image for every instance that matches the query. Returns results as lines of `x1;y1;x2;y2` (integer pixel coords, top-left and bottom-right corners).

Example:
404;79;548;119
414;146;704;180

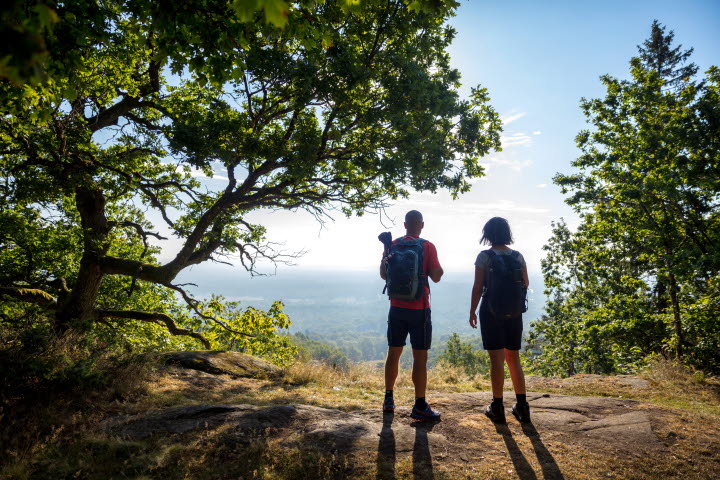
504;349;526;395
488;349;506;398
411;349;428;398
385;346;404;391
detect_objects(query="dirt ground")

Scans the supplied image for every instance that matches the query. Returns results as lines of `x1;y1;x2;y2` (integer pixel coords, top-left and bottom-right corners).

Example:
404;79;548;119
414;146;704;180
5;352;719;479
92;352;720;480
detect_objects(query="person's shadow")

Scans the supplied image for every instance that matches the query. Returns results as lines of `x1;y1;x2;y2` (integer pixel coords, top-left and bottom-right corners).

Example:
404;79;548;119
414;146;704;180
377;412;396;480
494;419;565;480
520;421;564;479
410;419;437;480
494;422;538;479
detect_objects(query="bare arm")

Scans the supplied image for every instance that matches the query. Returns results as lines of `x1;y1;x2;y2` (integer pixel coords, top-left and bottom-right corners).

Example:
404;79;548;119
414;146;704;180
469;266;484;328
522;265;529;289
380;260;387;280
428;266;443;283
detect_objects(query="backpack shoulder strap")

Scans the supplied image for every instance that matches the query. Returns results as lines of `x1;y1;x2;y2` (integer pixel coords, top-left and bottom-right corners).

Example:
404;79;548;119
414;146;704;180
509;250;523;267
483;249;497;263
396;236;420;246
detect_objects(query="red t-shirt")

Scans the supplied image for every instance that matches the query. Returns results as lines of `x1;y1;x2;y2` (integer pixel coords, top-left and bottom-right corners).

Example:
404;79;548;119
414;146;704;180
387;235;441;310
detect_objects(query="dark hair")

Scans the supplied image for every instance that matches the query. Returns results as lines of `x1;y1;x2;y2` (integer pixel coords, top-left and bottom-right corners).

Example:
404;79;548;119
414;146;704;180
480;217;514;246
405;210;423;226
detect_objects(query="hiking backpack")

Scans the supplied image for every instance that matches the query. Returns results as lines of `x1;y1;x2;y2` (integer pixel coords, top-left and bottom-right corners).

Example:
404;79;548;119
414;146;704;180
483;249;527;318
384;237;427;301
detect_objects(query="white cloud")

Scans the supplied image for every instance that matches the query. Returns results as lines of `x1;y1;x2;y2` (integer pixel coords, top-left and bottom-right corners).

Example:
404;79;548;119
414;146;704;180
500;111;526;126
532;131;542;135
536;183;547;188
467;174;489;184
397;197;442;208
176;165;229;181
230;296;265;303
500;132;532;147
486;153;533;171
452;200;550;215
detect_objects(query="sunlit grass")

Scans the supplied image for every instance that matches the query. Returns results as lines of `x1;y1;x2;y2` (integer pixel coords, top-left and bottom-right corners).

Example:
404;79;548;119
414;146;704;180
3;354;718;480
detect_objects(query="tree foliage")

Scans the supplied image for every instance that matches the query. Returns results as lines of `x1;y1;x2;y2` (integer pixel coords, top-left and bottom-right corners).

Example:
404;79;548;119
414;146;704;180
439;333;489;376
291;332;350;368
0;1;500;356
528;22;720;375
0;0;59;85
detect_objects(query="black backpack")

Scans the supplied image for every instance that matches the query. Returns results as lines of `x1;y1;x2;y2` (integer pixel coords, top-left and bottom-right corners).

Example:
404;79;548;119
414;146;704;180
384;237;427;301
483;249;527;318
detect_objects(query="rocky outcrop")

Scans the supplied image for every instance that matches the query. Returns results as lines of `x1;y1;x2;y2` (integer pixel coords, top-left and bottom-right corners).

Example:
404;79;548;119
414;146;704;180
160;350;281;379
105;392;663;455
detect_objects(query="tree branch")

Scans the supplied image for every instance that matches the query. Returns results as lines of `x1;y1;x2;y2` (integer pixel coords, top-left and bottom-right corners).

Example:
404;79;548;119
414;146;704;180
165;283;255;337
97;309;211;348
108;220;168;257
124;111;165;132
85;95;142;132
0;287;57;308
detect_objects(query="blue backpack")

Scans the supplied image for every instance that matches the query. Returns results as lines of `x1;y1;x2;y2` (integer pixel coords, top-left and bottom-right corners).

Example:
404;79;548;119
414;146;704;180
483;249;527;319
384;237;427;301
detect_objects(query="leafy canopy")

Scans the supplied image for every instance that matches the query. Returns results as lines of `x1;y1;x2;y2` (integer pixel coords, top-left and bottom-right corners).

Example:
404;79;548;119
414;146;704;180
528;22;720;375
0;0;500;354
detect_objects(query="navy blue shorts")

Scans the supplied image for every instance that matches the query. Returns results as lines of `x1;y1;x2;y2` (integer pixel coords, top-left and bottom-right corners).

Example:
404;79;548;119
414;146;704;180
479;303;523;351
387;306;432;350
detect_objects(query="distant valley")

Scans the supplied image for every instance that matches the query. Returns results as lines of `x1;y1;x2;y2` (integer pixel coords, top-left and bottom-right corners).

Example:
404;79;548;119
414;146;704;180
178;266;546;362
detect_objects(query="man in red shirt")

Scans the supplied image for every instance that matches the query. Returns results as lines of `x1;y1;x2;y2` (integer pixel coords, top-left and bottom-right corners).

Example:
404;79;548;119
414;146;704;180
380;210;444;421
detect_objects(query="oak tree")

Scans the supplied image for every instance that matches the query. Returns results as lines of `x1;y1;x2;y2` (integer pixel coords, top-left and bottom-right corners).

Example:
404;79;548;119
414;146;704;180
0;0;501;350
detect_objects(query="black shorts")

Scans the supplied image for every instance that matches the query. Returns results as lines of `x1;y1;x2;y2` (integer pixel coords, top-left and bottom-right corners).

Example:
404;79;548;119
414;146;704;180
479;302;523;350
387;306;432;350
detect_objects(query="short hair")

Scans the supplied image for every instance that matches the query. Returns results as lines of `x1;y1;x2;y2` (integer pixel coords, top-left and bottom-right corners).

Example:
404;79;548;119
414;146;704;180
405;210;423;226
480;217;514;245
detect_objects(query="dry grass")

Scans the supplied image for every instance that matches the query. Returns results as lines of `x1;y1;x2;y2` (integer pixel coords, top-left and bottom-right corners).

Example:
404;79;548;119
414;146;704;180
641;358;720;411
140;357;720;417
0;345;156;479
136;360;490;415
3;354;719;480
523;359;720;418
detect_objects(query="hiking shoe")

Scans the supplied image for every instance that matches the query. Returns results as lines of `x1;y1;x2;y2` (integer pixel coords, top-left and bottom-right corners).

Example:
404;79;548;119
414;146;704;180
410;403;441;422
383;396;395;412
484;403;506;424
512;402;531;423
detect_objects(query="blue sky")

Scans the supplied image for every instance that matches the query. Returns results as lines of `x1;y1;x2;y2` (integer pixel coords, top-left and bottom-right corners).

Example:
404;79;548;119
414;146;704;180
173;0;720;277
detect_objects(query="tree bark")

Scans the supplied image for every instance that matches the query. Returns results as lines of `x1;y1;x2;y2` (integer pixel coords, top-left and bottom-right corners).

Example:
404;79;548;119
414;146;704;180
667;270;684;358
54;185;110;332
663;236;684;359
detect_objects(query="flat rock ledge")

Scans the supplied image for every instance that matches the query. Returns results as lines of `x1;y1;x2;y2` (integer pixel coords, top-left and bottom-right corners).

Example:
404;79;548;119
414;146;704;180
104;392;664;455
525;373;651;389
160;350;281;379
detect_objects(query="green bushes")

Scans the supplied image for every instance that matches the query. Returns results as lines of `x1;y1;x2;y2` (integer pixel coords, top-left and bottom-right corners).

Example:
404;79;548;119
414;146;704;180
438;333;489;377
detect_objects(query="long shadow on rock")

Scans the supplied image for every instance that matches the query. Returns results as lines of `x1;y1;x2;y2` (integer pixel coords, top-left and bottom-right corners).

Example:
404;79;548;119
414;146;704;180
376;412;396;480
411;420;437;480
521;422;564;480
494;423;538;480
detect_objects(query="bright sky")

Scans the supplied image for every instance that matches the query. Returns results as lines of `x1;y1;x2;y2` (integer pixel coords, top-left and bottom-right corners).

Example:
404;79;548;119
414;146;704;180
166;0;720;276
